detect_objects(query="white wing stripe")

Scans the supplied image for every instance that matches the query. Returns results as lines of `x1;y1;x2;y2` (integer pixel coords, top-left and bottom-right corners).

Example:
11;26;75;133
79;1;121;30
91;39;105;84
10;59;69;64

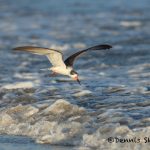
13;46;66;67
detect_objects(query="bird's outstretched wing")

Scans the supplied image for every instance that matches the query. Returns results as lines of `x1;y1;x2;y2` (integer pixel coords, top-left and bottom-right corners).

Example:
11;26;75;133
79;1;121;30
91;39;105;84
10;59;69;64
64;44;112;67
13;46;66;67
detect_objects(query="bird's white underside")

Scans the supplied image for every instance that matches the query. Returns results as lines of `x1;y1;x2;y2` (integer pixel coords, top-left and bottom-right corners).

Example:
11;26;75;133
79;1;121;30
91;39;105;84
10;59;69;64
46;52;74;77
50;66;72;76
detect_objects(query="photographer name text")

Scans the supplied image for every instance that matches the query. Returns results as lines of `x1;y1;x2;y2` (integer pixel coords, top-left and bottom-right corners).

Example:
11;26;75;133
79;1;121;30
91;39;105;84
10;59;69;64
107;137;150;143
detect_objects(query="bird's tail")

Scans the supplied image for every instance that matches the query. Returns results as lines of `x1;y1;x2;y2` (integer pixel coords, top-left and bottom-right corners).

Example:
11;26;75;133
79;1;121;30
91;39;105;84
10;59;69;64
40;68;50;71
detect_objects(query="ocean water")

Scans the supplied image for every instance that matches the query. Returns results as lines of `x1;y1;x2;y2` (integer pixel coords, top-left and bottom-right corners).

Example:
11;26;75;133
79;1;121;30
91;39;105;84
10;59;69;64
0;0;150;149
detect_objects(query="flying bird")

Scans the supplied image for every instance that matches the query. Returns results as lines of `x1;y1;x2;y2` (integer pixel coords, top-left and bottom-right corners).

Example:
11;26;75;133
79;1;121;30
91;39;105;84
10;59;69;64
13;44;112;84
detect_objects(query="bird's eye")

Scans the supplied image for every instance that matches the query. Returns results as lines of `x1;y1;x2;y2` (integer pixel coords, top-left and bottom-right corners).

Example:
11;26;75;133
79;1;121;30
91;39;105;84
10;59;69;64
70;70;75;75
70;70;78;75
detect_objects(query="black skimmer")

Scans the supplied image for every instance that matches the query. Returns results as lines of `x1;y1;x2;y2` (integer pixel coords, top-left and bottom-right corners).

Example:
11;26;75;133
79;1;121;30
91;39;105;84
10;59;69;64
13;44;112;84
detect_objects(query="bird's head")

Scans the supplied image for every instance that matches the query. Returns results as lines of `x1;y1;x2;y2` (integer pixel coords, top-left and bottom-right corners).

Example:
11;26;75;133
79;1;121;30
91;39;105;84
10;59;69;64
70;70;81;84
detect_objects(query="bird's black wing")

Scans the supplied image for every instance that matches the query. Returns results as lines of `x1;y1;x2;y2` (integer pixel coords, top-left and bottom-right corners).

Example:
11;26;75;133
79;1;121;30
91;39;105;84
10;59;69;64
64;44;112;67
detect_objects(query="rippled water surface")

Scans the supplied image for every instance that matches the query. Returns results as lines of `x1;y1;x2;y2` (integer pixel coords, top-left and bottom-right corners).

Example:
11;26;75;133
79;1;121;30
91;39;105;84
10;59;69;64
0;0;150;149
